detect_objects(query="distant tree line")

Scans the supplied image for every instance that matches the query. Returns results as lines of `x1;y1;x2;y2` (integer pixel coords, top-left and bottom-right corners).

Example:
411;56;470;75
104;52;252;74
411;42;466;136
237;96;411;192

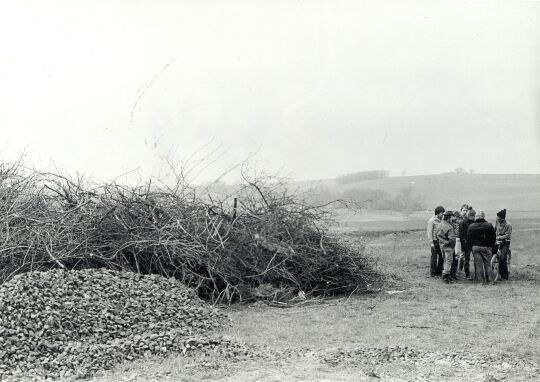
455;167;475;174
335;170;389;185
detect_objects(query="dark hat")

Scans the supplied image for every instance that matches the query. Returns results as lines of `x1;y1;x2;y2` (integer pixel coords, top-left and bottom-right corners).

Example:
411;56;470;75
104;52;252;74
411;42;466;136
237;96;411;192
443;210;453;217
497;209;506;219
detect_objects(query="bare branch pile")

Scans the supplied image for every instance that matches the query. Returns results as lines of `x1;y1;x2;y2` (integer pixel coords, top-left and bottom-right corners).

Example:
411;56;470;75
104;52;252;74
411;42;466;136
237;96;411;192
0;162;381;303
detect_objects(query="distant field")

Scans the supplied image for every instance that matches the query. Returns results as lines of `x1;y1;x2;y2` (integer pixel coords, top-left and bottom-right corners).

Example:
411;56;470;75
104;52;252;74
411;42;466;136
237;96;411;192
299;173;540;212
332;209;540;237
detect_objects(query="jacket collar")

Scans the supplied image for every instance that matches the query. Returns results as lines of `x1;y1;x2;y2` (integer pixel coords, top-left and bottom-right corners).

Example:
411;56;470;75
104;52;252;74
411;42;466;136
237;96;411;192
475;219;487;223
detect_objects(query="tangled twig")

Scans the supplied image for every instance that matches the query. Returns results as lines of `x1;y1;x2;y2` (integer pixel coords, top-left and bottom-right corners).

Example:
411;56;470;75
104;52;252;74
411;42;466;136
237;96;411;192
0;162;383;304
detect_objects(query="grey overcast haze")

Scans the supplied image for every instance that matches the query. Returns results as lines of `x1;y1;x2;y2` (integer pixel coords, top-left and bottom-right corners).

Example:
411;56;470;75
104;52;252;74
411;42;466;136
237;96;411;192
1;0;539;184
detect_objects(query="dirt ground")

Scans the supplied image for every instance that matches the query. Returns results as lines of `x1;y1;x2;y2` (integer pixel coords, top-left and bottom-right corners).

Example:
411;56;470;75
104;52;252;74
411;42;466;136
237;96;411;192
91;218;540;382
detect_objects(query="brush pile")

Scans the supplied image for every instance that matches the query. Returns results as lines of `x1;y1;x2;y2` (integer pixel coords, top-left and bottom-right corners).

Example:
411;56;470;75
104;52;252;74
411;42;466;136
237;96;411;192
0;268;235;380
0;162;381;303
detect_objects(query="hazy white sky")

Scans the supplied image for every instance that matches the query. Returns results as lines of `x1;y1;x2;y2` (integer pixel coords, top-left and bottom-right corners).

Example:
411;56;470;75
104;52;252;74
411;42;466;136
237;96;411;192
1;0;538;183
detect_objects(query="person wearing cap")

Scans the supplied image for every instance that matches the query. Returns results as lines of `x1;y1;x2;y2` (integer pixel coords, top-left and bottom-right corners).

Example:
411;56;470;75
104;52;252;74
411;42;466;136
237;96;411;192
494;209;512;280
437;210;457;283
450;210;462;280
427;206;445;277
467;210;497;284
458;208;476;279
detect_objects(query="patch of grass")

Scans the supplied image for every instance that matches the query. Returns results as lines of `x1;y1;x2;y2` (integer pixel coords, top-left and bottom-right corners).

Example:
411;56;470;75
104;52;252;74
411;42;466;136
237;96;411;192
222;223;539;357
90;222;540;382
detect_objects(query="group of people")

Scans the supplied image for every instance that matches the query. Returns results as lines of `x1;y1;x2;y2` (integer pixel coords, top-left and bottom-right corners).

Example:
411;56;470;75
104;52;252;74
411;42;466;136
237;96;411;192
427;205;512;284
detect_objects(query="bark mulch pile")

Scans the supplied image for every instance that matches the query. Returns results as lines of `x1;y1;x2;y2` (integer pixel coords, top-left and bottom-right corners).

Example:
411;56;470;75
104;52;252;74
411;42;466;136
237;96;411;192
0;269;240;380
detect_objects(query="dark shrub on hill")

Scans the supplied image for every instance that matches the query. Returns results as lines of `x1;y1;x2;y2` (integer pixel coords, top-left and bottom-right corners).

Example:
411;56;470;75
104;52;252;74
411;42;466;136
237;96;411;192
341;186;424;211
335;170;389;185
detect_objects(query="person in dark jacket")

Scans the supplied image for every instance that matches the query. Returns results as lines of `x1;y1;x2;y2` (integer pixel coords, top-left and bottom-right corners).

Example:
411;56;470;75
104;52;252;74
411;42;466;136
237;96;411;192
467;210;497;284
458;208;476;279
494;209;512;280
437;210;457;283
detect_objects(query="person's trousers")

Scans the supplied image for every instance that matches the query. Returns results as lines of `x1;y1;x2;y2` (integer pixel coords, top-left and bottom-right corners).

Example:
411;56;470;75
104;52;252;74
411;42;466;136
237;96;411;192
441;245;454;276
430;240;443;276
472;245;494;283
462;248;471;277
459;240;472;278
451;257;458;278
493;241;511;280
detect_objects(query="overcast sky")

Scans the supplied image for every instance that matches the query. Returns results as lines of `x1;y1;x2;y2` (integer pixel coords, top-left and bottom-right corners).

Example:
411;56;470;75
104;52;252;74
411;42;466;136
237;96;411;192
1;1;538;184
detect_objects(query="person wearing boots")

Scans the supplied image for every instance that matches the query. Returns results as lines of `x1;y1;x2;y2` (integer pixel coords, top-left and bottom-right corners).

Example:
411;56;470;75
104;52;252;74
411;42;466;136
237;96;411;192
437;210;457;283
458;208;476;280
494;209;512;280
467;210;497;284
427;206;445;277
450;210;462;280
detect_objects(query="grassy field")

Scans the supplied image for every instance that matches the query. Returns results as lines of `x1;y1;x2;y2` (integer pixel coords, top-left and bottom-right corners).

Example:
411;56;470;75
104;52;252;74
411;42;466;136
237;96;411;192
90;217;539;382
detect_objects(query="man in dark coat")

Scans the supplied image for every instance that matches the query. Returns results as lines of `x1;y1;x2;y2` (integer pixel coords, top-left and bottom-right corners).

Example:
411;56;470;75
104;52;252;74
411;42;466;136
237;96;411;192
467;210;497;284
458;208;476;279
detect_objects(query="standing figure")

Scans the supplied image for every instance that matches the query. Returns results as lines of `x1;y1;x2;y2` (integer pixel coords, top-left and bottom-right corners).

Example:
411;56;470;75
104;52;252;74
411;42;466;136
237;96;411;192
427;206;445;277
451;210;462;280
494;209;512;280
458;208;476;279
467;210;497;284
437;210;457;283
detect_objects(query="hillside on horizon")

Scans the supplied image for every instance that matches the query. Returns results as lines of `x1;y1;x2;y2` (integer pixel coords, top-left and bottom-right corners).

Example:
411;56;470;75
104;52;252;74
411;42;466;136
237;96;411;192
296;172;540;213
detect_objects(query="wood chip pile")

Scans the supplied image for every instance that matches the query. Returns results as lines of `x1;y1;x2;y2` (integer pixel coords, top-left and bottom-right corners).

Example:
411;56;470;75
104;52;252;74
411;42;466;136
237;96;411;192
0;269;231;380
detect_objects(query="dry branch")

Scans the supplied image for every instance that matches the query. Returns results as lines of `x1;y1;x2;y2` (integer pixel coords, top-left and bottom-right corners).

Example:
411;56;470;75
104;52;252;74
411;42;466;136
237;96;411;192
0;162;382;303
